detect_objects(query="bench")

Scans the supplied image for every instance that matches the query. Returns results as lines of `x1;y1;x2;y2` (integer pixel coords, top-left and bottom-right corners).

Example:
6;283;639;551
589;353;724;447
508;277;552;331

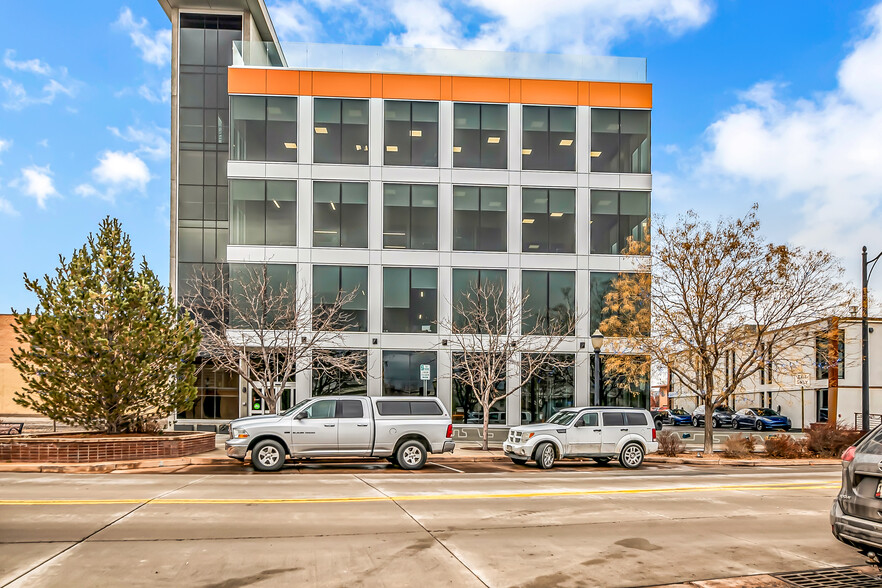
0;422;24;435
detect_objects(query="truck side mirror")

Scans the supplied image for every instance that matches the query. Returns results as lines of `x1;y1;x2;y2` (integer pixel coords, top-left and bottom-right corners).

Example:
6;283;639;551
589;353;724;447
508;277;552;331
295;412;307;420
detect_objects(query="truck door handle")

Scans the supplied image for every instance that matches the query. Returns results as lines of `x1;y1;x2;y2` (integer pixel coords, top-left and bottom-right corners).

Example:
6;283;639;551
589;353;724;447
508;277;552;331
324;424;335;427
357;424;368;427
593;429;602;432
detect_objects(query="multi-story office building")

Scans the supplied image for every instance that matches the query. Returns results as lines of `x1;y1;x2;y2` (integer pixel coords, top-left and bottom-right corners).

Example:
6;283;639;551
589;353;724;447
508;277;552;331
157;1;652;433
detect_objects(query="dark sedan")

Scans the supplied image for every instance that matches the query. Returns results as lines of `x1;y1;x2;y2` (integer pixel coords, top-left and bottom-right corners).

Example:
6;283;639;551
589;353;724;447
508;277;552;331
732;407;791;431
655;408;692;427
692;405;736;428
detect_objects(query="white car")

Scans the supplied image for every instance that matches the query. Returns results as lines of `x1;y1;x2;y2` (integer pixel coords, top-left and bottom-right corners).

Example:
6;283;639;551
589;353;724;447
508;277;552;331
503;407;659;469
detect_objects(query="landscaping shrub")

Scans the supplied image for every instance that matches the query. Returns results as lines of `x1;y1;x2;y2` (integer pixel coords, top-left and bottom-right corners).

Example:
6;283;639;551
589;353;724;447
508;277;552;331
657;431;685;456
804;422;863;458
764;435;804;459
722;434;755;458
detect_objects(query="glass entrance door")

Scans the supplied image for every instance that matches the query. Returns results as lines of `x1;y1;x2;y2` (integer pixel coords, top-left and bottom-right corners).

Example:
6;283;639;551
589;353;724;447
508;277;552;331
249;383;294;415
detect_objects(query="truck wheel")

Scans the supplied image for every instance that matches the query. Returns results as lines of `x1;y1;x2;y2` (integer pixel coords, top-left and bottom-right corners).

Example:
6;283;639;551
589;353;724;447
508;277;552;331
510;458;528;466
619;443;645;469
536;442;556;469
251;439;286;472
396;440;427;470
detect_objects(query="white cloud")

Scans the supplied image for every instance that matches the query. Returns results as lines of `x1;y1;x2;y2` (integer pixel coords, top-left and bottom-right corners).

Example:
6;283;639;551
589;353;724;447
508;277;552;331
684;2;882;265
0;138;9;152
108;124;169;160
0;197;16;216
15;165;59;209
115;7;171;66
1;72;76;110
3;50;52;76
77;151;151;203
137;78;170;104
37;139;48;148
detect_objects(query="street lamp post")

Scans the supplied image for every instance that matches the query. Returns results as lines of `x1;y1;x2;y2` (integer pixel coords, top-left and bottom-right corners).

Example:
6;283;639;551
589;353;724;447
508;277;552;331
591;330;605;406
862;246;882;433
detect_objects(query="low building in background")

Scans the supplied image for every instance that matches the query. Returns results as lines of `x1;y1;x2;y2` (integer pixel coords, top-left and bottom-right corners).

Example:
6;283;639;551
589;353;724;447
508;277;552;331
0;314;36;416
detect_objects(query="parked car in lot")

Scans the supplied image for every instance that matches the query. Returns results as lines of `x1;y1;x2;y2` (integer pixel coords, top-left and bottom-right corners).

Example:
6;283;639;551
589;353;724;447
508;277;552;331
831;425;880;564
502;407;659;469
732;407;792;431
225;396;454;471
691;405;736;428
653;408;692;428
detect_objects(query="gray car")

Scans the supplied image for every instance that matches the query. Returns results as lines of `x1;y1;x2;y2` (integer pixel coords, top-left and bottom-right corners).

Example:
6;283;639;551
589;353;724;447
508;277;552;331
831;424;882;563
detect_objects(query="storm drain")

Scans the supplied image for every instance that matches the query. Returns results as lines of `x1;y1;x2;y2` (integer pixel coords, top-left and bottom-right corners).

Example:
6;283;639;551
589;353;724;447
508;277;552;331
774;567;882;587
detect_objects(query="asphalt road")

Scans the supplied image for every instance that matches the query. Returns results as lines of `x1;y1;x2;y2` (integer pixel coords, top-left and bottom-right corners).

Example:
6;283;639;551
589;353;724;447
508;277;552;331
0;464;863;588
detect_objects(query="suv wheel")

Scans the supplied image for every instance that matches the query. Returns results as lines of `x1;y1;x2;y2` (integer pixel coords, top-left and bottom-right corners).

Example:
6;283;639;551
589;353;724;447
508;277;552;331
252;439;286;472
620;443;645;469
396;440;427;470
536;442;556;469
692;417;700;427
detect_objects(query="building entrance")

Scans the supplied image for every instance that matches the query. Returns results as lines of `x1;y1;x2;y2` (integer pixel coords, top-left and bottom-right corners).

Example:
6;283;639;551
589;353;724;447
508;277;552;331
249;383;294;416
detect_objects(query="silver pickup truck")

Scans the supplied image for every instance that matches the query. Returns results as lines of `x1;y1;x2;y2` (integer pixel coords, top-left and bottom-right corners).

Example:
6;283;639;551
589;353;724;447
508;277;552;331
225;396;454;471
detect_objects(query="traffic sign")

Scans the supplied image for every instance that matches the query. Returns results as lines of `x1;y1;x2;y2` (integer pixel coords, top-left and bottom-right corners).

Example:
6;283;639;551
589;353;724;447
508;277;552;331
419;364;431;381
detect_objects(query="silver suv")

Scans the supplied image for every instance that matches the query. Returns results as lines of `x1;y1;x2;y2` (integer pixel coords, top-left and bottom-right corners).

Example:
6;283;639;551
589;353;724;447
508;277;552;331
503;407;659;469
831;424;882;562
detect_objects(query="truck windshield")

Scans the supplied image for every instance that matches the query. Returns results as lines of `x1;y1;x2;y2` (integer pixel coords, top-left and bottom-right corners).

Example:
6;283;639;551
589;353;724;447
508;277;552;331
546;411;578;425
281;399;312;417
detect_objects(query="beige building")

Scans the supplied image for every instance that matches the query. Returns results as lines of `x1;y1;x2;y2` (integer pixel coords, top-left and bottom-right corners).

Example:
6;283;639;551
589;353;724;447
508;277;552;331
0;315;36;416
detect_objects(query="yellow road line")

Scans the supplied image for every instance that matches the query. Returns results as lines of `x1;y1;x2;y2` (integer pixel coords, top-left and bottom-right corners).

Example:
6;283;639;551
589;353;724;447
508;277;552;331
0;480;840;506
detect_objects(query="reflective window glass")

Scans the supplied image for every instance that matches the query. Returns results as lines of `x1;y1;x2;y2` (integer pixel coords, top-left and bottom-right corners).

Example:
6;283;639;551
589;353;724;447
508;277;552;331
453;186;506;251
313;182;368;248
453;103;507;168
452;353;506;424
384;100;439;167
591;109;650;173
452;269;506;333
383;184;438;250
522;188;575;253
383;267;437;333
312;265;368;332
522;355;575;423
231;96;297;162
314;98;368;164
230;180;295;246
522;270;575;335
590;191;649;254
312;350;368;396
382;351;437;396
522;106;575;171
590;271;647;334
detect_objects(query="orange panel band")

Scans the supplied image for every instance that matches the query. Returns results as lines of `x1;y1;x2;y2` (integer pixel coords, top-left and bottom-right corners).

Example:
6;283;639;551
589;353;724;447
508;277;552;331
228;68;651;108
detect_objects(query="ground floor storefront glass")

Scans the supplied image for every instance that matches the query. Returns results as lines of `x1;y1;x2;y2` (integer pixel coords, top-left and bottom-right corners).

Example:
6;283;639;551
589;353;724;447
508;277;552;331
382;351;437;396
178;360;239;420
590;355;650;408
521;355;575;424
312;350;368;396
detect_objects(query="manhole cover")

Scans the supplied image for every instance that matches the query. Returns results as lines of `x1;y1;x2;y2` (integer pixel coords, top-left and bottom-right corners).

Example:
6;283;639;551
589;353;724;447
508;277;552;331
775;567;882;587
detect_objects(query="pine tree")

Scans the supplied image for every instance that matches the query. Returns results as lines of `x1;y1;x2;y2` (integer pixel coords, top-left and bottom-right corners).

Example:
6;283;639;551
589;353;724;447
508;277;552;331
11;217;201;434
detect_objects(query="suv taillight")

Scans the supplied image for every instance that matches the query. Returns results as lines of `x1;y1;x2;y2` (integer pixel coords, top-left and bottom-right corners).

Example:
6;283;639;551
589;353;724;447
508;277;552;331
446;424;453;438
842;446;857;462
652;427;657;441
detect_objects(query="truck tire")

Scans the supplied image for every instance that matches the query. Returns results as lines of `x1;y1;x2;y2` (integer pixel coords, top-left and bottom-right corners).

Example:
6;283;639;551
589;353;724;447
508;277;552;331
536;442;556;469
396;440;427;470
251;439;286;472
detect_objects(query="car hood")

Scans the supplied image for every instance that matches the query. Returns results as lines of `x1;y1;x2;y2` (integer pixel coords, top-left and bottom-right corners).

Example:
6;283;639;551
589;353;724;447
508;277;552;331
760;416;789;422
513;423;565;433
231;414;286;429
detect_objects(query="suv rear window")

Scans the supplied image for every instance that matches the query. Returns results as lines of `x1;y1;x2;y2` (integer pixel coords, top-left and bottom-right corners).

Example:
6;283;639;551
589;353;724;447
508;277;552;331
625;412;647;426
376;400;443;416
859;425;882;454
602;412;625;426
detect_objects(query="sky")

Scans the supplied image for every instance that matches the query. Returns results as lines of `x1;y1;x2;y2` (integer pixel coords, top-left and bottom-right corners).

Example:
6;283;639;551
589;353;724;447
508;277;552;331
1;0;881;311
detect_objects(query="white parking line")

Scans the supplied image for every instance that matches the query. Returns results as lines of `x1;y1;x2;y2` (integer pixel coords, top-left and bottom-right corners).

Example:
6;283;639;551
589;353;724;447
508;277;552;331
428;462;464;473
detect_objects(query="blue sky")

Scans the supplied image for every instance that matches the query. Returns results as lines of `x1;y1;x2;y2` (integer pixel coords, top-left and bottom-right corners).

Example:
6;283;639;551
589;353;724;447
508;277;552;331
1;0;881;311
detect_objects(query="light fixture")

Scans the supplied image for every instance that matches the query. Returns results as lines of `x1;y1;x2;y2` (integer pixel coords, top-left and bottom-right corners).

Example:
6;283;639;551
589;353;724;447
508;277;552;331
314;126;328;134
382;232;406;236
330;202;336;210
590;151;602;157
420;291;424;298
418;314;423;319
522;218;535;224
284;142;297;149
355;145;362;151
272;200;280;209
487;136;500;144
528;244;539;249
453;146;462;153
386;145;399;152
550;212;563;217
591;329;605;352
559;139;573;146
522;148;532;155
313;230;338;234
410;130;422;137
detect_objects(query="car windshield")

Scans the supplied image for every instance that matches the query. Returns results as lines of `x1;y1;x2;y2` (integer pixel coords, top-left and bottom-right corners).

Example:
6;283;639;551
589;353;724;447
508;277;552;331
755;408;779;416
715;407;734;414
670;409;688;416
281;399;313;417
546;411;578;426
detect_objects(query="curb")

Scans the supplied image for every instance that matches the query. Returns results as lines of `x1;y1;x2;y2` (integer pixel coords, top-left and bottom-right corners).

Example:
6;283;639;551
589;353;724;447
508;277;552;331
645;456;841;467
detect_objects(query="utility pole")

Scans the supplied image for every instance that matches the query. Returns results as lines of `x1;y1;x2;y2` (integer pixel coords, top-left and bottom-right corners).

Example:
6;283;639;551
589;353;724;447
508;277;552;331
863;247;882;433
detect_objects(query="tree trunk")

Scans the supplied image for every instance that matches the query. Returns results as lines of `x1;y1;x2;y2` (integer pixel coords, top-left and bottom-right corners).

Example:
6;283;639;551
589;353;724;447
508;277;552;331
482;398;490;451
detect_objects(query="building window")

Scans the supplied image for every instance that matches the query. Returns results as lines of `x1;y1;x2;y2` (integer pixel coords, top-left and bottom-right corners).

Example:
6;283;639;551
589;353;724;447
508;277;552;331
312;350;367;396
230;180;296;246
383;184;438;250
522;188;575;253
522;355;574;423
453;186;507;252
522;105;575;171
452;269;506;333
816;389;829;422
452;354;506;424
230;96;297;162
816;330;845;380
590;191;650;254
177;359;239;419
453;103;507;168
312;265;368;331
521;270;575;335
590;271;648;334
591;355;650;408
228;263;296;327
312;182;368;248
591;109;650;173
383;351;437;396
313;98;369;164
383;267;437;333
384;100;438;167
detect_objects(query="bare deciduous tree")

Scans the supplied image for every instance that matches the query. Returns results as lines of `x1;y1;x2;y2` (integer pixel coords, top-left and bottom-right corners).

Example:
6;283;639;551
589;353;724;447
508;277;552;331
601;206;847;454
439;278;578;450
182;264;366;414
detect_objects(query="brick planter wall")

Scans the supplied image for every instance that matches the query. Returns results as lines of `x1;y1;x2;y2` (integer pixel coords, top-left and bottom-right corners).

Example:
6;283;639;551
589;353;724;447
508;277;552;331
0;431;216;463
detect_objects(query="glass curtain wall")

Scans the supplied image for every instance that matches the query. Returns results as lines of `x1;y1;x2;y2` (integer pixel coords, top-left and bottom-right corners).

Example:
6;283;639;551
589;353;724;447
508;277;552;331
521;188;575;253
591;109;651;173
229;180;296;246
452;186;506;251
230;96;297;162
383;267;437;333
522;106;576;171
521;270;576;335
312;265;368;331
312;182;368;247
521;355;575;423
382;184;438;249
452;268;506;332
314;98;369;164
384;100;439;166
590;191;650;254
453;103;507;168
590;271;648;334
382;351;437;396
312;350;368;395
